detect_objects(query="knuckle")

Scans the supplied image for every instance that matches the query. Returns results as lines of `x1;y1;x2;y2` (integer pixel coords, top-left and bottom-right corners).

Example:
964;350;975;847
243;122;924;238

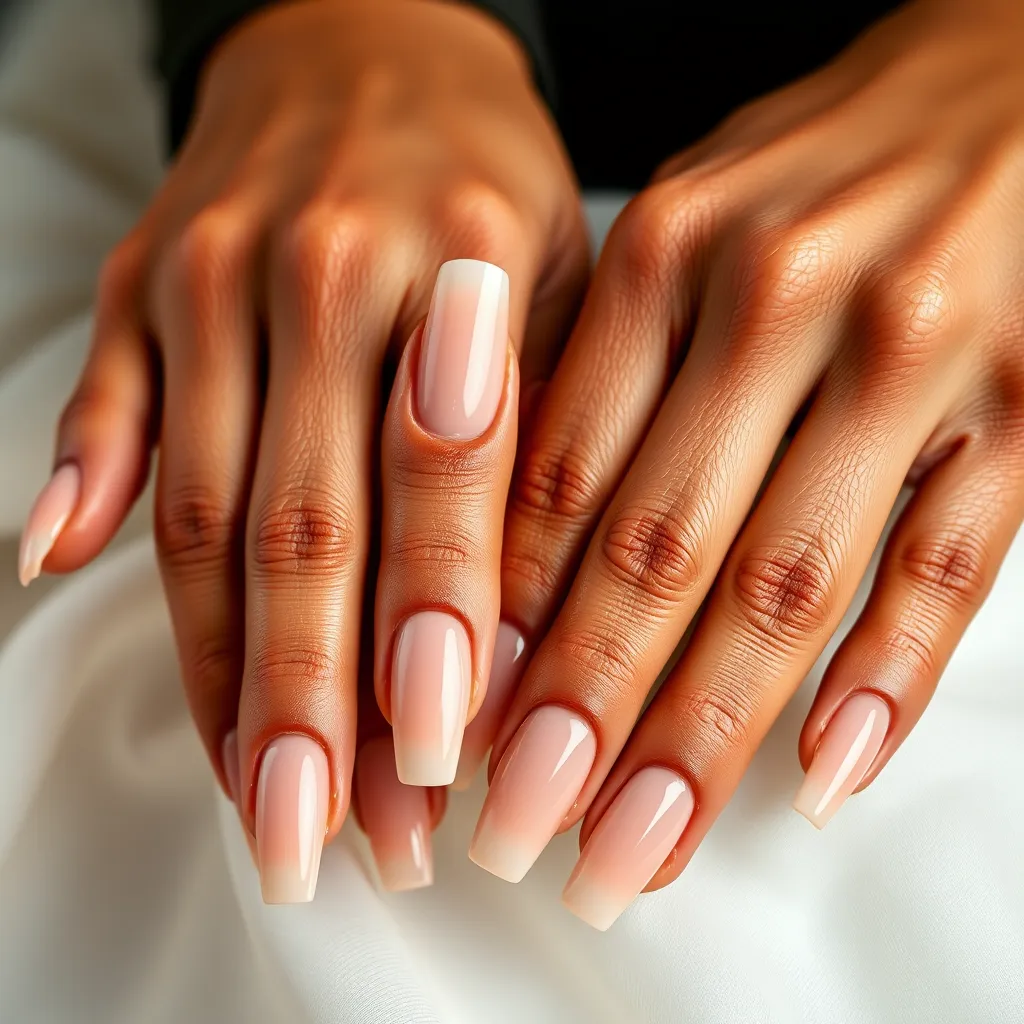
441;182;524;258
882;622;940;679
612;182;704;286
512;442;604;527
733;533;839;648
181;635;235;703
552;625;640;692
97;239;142;307
897;534;991;607
155;487;237;569
388;528;474;570
278;202;376;296
250;643;337;694
601;505;704;605
733;223;839;333
680;681;757;749
161;207;246;304
252;495;359;578
861;260;959;370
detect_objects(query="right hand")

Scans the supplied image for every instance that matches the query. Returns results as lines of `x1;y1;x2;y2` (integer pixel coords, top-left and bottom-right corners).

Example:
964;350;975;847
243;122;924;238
21;0;588;899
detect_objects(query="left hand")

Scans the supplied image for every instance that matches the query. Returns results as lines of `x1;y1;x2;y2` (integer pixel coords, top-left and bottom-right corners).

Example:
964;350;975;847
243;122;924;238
468;0;1024;927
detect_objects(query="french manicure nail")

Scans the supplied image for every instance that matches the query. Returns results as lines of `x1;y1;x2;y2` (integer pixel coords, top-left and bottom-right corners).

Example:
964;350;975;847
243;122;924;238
18;463;81;586
452;622;527;791
255;734;329;904
417;259;509;439
562;767;694;931
356;738;433;892
793;692;891;829
392;611;472;786
469;705;595;883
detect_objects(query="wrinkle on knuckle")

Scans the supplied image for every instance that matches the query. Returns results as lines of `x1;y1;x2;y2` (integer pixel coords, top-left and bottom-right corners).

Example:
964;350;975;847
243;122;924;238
388;529;474;569
680;682;757;750
252;495;358;578
182;636;235;701
898;534;990;607
554;626;640;692
512;443;603;527
156;487;237;569
882;621;939;679
250;644;338;694
733;533;839;649
501;546;562;608
602;505;704;606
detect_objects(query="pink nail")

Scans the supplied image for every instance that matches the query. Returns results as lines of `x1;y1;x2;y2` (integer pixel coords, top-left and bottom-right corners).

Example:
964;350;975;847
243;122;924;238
255;734;329;904
18;463;81;586
452;622;527;791
391;611;471;786
562;767;694;931
469;705;595;882
794;692;890;829
356;737;433;892
417;259;509;439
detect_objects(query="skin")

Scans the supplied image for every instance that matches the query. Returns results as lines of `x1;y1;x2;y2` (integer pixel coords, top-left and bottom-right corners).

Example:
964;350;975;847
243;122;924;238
41;0;588;839
491;0;1024;890
38;0;1024;887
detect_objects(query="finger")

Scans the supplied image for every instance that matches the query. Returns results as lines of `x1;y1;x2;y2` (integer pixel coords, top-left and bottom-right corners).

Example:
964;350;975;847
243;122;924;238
150;209;260;797
21;238;156;584
794;432;1024;827
562;371;946;929
376;259;517;786
499;182;710;647
238;209;399;904
470;207;854;881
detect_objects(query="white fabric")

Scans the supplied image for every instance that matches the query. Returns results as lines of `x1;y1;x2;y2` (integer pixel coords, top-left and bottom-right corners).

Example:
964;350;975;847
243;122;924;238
0;2;1021;1021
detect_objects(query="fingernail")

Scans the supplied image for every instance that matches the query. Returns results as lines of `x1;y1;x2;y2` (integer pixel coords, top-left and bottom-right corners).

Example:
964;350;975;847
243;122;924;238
18;463;81;586
417;259;509;439
392;610;472;786
562;767;694;931
469;705;595;883
452;622;527;791
255;734;329;904
793;692;890;829
356;737;433;892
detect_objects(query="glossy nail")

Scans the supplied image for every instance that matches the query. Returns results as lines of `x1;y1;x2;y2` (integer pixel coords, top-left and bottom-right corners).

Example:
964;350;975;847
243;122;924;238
392;611;471;786
356;738;433;892
417;258;509;439
255;734;329;904
18;463;81;586
562;767;694;931
452;622;527;791
469;705;595;882
794;692;891;829
222;730;241;804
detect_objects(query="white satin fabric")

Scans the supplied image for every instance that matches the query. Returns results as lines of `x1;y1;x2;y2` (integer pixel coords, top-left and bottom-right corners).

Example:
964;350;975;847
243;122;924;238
0;2;1021;1021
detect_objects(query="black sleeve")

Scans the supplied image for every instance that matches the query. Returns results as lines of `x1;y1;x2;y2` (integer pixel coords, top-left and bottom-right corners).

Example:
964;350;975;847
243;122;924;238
154;0;555;156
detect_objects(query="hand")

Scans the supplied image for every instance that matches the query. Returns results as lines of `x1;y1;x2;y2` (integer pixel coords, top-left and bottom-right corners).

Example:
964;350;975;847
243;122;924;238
20;0;587;900
468;0;1024;927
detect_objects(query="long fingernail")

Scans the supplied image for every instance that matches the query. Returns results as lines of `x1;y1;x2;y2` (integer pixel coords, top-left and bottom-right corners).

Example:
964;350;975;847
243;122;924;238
793;692;890;829
255;734;329;904
392;611;472;786
18;463;81;586
452;622;527;791
417;259;509;439
562;767;694;931
356;738;433;892
469;705;595;882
